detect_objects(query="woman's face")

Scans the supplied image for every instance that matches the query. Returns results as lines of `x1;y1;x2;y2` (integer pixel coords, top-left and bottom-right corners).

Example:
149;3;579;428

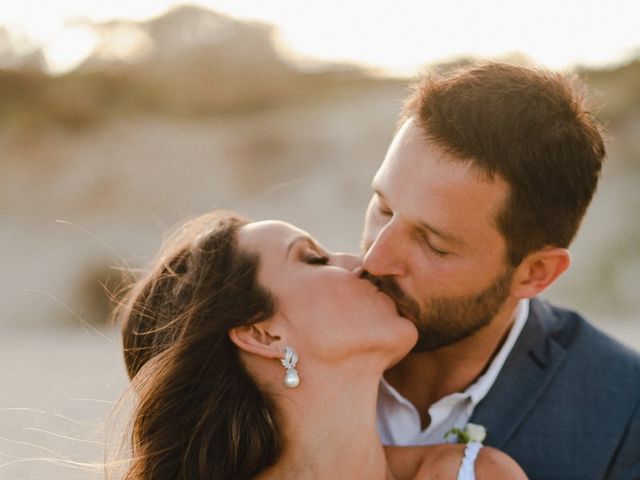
237;221;418;367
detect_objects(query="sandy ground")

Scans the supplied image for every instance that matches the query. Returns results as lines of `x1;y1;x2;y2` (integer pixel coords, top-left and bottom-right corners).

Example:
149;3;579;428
0;326;126;480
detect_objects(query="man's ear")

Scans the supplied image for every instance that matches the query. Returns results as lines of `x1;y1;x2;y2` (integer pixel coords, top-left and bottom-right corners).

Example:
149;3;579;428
511;247;571;299
228;321;283;360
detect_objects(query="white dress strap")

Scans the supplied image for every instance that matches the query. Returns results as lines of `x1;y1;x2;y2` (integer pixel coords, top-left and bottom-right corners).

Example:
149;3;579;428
456;442;483;480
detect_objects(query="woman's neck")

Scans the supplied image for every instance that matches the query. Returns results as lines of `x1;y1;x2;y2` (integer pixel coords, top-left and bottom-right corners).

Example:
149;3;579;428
255;361;395;480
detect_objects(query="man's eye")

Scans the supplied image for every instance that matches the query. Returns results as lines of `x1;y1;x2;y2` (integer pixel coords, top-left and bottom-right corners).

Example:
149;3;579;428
425;241;449;257
306;255;330;265
419;233;449;257
429;245;449;257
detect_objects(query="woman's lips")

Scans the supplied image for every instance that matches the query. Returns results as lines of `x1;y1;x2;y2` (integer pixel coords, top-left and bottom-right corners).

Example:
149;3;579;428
362;272;419;322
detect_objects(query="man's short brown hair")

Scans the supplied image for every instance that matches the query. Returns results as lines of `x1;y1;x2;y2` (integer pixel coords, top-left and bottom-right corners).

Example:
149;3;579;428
403;62;606;265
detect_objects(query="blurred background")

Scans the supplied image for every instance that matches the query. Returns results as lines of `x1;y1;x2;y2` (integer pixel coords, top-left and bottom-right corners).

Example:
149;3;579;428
1;1;639;478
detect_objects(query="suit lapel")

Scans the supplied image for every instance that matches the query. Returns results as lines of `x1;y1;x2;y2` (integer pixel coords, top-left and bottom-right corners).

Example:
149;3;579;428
469;298;568;449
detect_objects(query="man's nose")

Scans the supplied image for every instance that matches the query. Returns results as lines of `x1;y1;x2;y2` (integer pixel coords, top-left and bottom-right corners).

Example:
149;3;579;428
362;223;405;277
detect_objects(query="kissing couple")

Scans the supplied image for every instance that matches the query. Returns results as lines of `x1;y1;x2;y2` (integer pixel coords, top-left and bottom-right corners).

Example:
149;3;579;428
115;62;640;479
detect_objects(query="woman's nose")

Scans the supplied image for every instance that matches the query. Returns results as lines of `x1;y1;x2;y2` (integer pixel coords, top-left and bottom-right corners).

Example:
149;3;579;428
332;252;362;271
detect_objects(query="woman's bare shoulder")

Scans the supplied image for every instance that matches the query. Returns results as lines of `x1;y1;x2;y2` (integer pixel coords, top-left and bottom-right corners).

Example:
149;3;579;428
385;444;528;480
385;444;463;479
474;446;528;479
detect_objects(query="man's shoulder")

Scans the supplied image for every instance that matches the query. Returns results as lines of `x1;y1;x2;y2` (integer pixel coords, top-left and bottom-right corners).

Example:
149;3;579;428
483;300;640;478
530;297;640;373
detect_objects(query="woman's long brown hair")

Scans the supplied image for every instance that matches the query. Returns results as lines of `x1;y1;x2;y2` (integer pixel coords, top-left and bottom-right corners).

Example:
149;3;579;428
115;211;280;479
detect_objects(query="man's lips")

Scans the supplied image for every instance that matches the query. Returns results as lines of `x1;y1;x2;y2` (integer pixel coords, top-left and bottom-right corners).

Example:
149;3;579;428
393;300;416;321
361;271;419;322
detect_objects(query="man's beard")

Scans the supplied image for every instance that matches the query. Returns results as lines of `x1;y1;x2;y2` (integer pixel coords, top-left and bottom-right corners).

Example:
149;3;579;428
363;267;514;351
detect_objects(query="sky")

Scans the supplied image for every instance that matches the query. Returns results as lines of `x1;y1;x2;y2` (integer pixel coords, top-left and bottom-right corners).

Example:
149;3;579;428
1;0;639;75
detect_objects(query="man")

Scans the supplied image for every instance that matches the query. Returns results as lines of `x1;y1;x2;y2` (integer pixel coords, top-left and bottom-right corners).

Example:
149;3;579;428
363;62;640;479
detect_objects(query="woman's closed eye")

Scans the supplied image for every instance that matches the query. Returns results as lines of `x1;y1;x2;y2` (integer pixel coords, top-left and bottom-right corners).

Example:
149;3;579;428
305;254;330;265
377;203;392;217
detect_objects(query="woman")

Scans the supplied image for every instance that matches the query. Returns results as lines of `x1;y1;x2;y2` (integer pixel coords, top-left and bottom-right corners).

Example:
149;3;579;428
117;211;526;479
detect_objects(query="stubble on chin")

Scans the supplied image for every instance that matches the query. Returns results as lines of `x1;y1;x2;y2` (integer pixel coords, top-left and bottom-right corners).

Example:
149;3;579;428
362;268;514;352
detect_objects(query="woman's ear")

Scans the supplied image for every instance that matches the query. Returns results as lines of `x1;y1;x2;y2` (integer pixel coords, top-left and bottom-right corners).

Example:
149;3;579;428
511;247;571;299
228;321;283;360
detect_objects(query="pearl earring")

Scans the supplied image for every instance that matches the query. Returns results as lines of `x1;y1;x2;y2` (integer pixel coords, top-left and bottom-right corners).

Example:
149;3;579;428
280;346;300;388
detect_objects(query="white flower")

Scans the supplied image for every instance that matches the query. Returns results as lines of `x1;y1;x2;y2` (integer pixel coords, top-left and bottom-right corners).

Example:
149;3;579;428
444;423;487;444
464;423;486;443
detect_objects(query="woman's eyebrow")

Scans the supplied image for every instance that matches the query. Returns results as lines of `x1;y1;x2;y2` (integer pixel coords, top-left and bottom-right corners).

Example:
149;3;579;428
286;236;313;257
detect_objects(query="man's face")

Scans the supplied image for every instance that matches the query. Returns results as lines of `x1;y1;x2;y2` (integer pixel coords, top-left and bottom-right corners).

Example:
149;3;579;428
362;119;514;351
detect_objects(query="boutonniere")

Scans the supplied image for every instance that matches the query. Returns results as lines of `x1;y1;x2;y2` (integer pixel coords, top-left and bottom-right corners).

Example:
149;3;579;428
445;423;486;444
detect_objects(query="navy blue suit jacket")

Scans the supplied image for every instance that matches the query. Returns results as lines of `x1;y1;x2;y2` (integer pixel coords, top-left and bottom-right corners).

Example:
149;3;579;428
470;298;640;479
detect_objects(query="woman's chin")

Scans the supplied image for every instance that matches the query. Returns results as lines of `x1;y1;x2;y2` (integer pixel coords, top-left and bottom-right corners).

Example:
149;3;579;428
383;322;418;369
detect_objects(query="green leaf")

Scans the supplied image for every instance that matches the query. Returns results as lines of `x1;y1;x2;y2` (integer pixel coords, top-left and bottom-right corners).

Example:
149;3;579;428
444;427;469;444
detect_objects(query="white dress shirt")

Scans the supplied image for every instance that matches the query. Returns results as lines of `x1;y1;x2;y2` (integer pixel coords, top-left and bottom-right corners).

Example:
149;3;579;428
377;299;530;445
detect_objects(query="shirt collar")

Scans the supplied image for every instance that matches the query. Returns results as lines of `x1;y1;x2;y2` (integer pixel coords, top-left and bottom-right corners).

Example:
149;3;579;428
465;298;530;404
